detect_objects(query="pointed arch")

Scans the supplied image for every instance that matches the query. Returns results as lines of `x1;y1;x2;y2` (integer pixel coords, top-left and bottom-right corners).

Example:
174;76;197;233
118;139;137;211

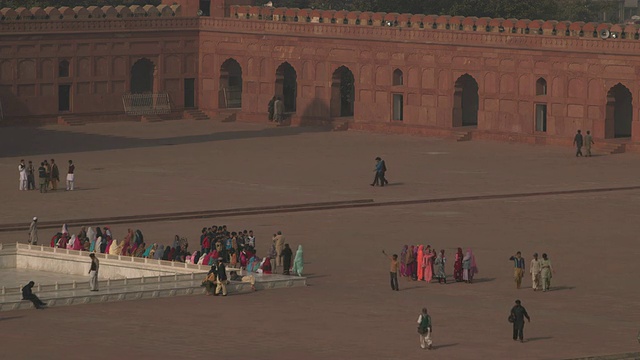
219;58;242;109
331;65;355;117
606;83;633;138
130;58;155;94
453;74;479;127
392;68;403;86
536;77;547;96
275;62;297;113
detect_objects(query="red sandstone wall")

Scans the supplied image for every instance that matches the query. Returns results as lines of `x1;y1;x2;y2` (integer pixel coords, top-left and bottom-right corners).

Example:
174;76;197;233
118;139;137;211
2;3;640;144
0;5;197;123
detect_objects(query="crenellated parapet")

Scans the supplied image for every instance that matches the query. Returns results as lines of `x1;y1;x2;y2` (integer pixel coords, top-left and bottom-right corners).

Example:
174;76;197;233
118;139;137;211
229;5;639;40
0;4;181;21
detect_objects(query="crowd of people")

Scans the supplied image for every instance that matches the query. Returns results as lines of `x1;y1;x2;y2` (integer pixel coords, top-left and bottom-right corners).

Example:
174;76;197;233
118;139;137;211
390;246;479;288
18;159;76;193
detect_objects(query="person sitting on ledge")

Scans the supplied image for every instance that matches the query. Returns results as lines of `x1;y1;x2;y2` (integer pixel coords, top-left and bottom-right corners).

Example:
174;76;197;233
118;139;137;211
229;271;256;292
22;281;46;310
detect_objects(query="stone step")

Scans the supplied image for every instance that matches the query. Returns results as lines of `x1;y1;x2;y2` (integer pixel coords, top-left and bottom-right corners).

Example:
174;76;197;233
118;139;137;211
594;143;626;154
184;109;211;121
454;131;472;142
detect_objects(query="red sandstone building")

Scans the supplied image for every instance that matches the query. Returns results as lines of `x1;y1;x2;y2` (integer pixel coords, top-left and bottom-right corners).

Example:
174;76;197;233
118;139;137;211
1;0;640;151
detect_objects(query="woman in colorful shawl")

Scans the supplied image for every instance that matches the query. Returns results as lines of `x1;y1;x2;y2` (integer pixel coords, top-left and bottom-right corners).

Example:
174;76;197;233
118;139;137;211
400;245;408;277
453;248;464;282
121;229;133;256
142;243;155;258
50;233;61;248
292;245;304;277
133;243;146;257
104;227;112;239
417;245;425;281
405;245;415;278
134;230;144;247
246;255;258;273
78;227;87;242
424;248;435;283
61;224;69;236
109;239;122;255
87;227;96;252
57;233;67;248
239;248;248;269
105;237;113;254
260;257;272;274
434;250;446;284
462;248;478;283
162;246;171;260
72;235;82;251
540;253;554;292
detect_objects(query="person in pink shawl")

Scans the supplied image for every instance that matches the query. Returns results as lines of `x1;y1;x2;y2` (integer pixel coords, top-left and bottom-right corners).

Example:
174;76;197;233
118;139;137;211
400;245;408;277
417;245;424;281
462;248;478;283
121;229;133;256
423;248;435;283
71;235;83;250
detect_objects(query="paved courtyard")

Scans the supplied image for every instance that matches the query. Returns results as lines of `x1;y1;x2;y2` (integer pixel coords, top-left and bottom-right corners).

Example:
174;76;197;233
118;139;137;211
1;121;640;359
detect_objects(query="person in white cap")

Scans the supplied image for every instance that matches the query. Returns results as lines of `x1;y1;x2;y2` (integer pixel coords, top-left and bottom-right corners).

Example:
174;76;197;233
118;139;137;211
29;217;38;245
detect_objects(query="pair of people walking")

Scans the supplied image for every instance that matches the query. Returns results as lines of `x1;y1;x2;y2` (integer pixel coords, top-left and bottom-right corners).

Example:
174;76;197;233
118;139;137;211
371;157;388;186
573;130;594;157
510;252;554;291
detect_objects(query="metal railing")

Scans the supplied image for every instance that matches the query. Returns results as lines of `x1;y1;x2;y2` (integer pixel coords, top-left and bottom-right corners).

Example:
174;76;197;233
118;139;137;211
122;92;171;115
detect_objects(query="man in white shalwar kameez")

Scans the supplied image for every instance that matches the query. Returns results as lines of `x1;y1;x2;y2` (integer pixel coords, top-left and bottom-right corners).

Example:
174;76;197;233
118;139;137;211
29;217;38;245
18;160;27;191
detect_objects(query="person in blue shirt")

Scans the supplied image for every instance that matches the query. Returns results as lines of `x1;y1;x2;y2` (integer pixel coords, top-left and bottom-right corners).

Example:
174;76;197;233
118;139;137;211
509;251;526;289
370;157;387;187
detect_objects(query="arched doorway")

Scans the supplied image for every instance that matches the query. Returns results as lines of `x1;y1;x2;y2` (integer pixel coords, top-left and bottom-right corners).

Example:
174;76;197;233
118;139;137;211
130;58;154;94
453;74;479;127
330;66;355;117
606;83;632;138
275;62;297;113
219;58;242;109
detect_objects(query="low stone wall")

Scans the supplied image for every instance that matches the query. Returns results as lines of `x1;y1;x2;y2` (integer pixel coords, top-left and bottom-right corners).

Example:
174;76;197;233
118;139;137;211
0;243;214;279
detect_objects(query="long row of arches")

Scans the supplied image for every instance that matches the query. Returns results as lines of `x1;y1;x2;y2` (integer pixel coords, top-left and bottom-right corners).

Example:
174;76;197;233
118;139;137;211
127;57;634;139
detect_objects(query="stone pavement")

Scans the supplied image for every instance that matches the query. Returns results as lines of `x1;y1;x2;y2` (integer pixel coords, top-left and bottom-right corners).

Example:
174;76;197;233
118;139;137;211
0;121;640;359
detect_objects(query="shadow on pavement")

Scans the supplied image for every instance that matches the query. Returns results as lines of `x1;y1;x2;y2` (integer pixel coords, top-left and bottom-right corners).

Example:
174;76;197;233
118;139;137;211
526;336;552;342
0;125;331;158
0;315;24;321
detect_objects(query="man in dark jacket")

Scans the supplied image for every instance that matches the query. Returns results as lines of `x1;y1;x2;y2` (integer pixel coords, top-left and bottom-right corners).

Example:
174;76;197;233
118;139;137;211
573;130;584;157
215;258;228;296
282;243;293;275
510;299;531;342
22;281;46;309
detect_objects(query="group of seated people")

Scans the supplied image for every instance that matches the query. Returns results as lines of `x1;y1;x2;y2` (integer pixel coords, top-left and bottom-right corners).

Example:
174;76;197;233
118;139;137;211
49;225;192;263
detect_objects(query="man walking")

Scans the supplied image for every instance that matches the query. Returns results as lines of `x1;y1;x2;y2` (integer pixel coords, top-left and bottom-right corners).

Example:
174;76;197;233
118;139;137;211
382;250;399;291
530;253;541;291
371;157;386;187
215;258;228;296
27;161;35;190
18;159;27;191
28;217;38;245
268;95;276;121
417;307;433;350
88;253;99;291
66;160;75;191
510;299;531;342
22;281;46;309
585;130;595;157
273;231;285;270
38;162;47;193
50;159;60;191
509;251;525;289
573;130;584;157
380;158;389;185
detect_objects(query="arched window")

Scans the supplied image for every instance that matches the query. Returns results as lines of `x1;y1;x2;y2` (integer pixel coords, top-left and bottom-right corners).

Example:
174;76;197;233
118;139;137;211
392;69;403;86
58;60;70;78
536;78;547;96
